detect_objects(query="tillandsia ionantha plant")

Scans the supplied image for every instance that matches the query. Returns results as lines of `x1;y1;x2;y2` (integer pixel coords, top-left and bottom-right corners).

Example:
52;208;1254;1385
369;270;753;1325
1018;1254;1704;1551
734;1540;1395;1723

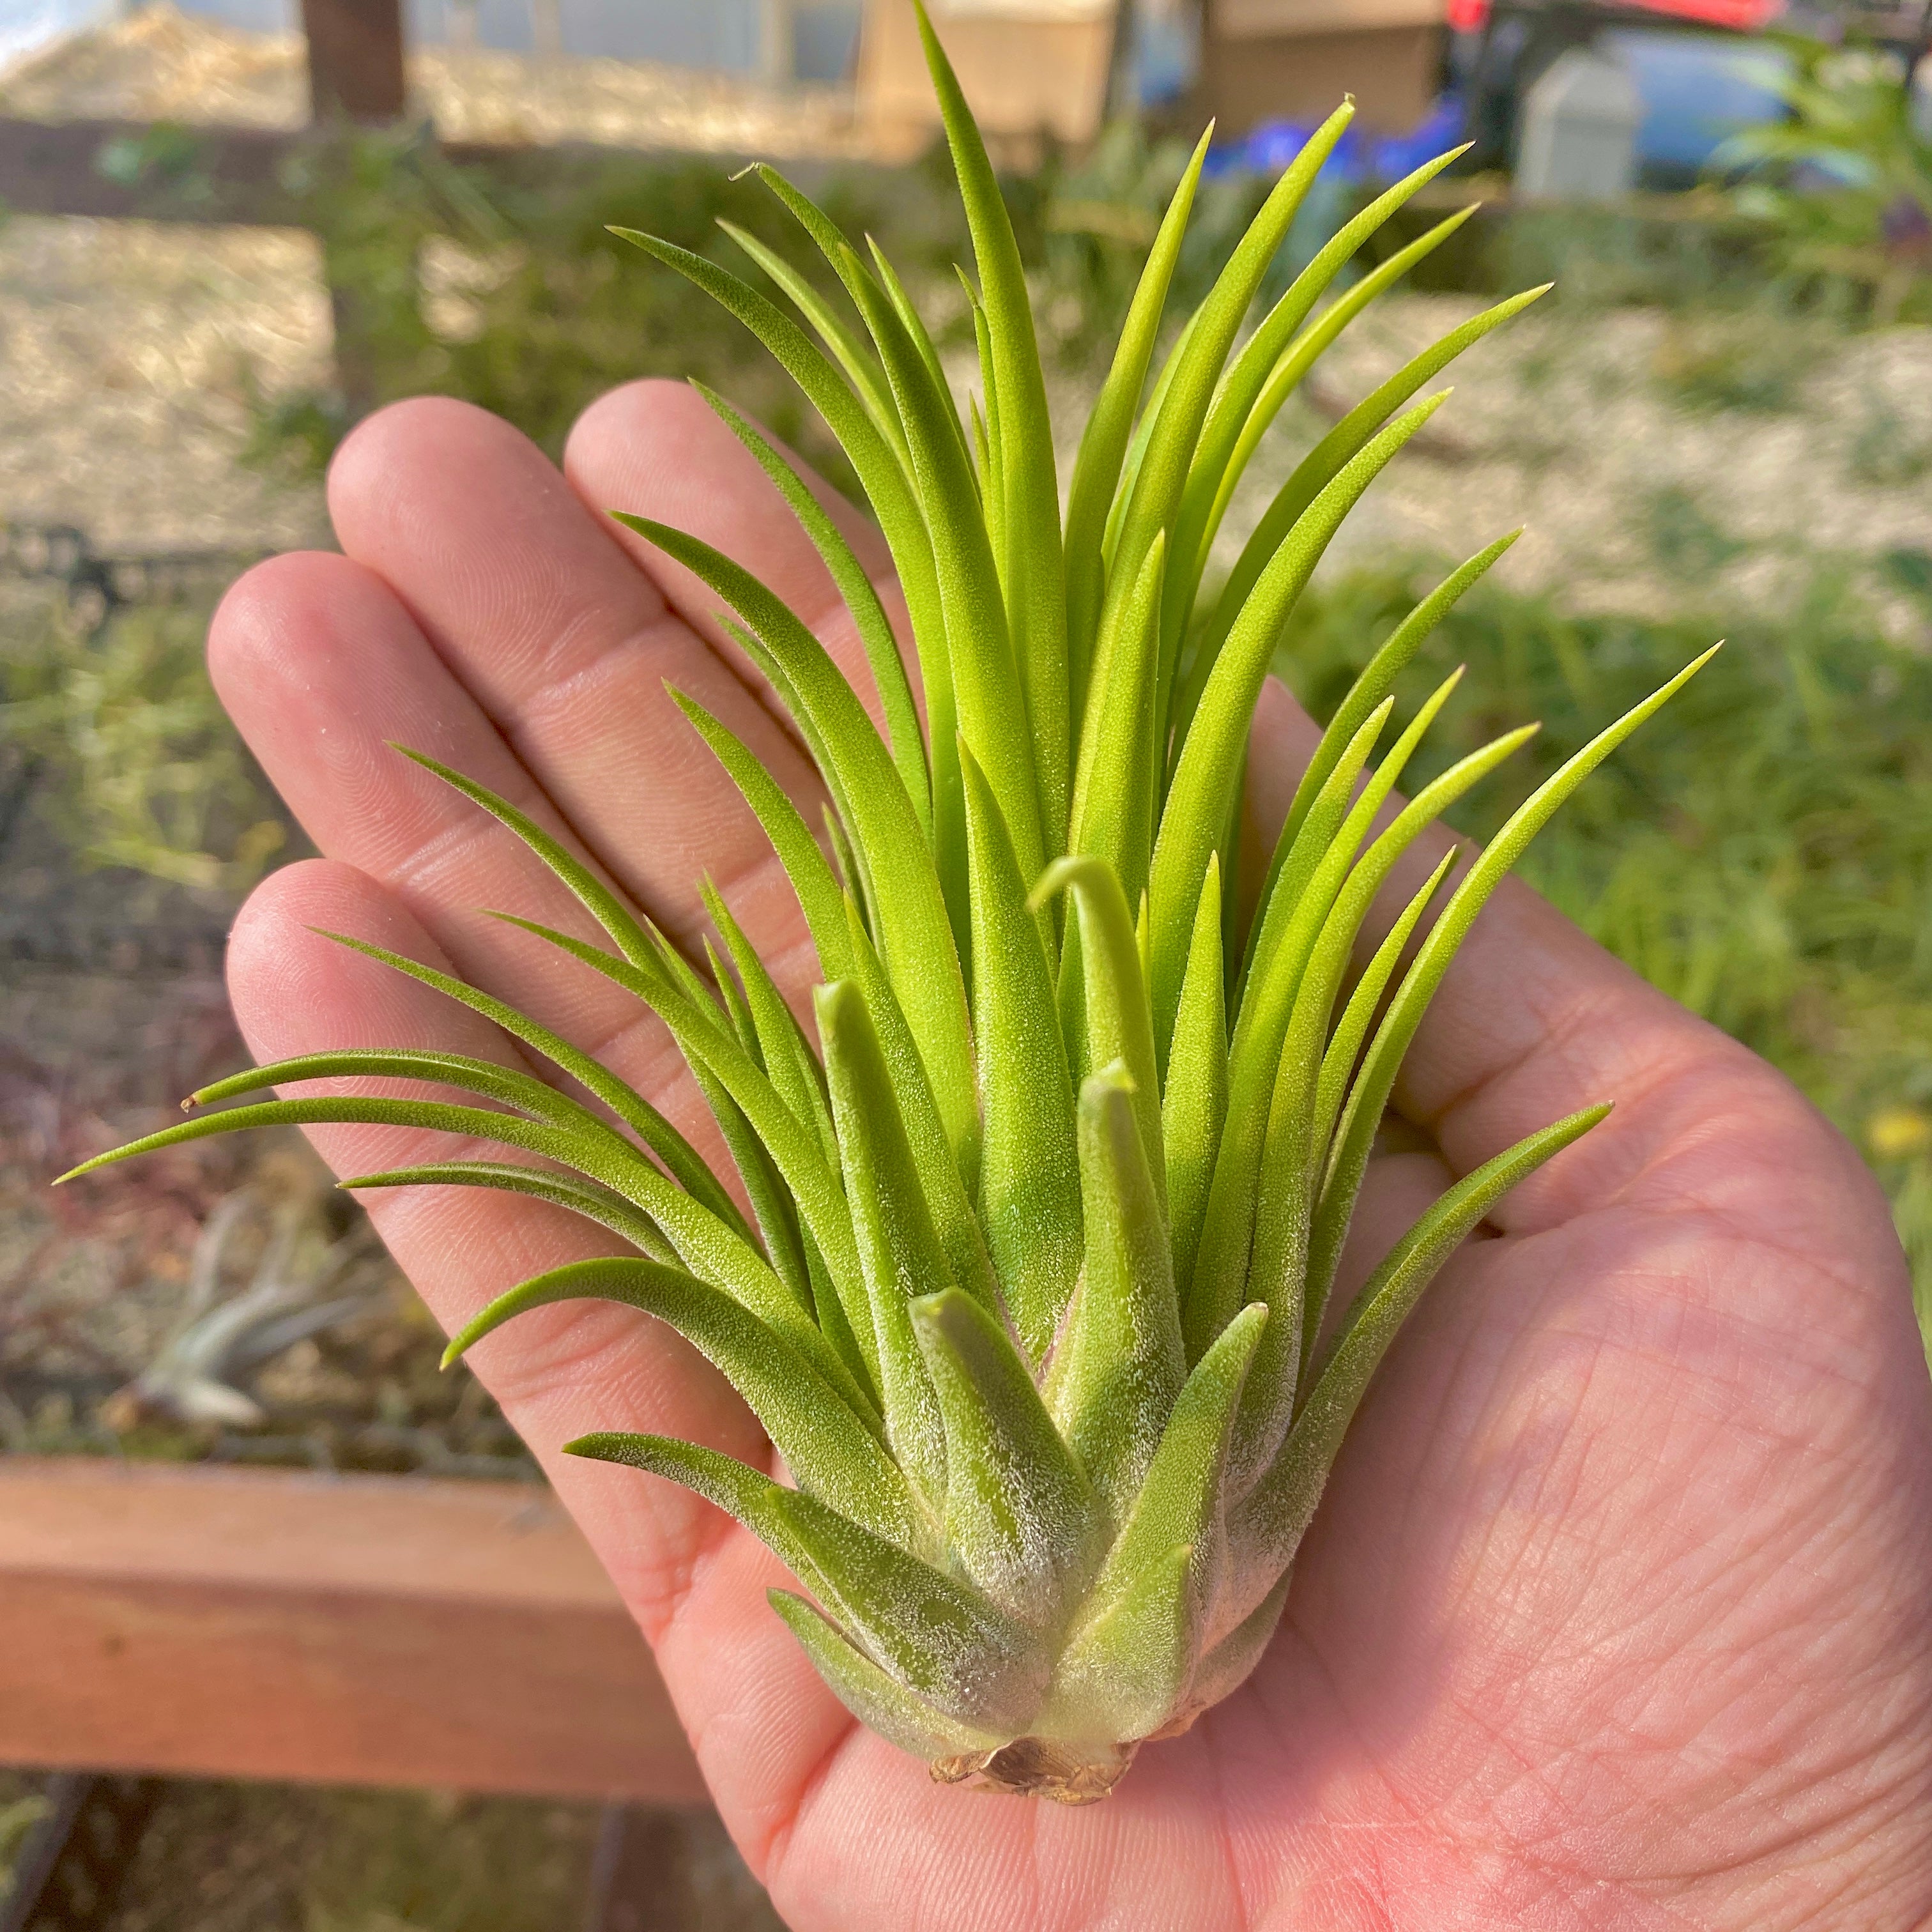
63;8;1716;1803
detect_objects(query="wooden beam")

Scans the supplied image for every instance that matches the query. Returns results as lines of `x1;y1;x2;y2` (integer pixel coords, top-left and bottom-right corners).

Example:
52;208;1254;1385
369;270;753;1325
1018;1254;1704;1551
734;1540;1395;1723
300;0;409;124
0;118;865;230
0;1458;705;1804
0;118;303;224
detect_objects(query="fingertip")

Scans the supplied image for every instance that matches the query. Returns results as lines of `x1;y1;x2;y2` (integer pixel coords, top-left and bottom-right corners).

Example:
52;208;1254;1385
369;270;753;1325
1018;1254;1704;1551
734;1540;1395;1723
566;376;891;587
207;548;364;700
226;859;436;1020
325;393;513;534
563;376;709;484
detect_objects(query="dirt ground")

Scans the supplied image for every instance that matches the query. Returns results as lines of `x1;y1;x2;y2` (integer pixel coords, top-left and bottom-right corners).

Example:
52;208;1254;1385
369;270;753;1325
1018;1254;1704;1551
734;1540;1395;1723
0;1768;786;1931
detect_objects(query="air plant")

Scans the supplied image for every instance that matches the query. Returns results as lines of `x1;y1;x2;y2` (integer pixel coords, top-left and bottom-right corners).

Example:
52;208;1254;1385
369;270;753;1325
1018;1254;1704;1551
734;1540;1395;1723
63;10;1712;1802
99;1173;376;1430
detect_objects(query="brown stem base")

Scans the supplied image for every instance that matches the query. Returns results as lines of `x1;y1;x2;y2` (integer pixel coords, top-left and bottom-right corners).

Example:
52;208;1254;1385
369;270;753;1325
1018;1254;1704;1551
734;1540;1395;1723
929;1736;1138;1804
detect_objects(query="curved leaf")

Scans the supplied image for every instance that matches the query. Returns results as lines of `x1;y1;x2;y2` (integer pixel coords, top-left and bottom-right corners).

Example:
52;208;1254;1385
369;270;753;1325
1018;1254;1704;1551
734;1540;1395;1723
447;1257;912;1532
911;1287;1096;1627
961;745;1081;1360
1147;391;1451;1061
339;1159;675;1264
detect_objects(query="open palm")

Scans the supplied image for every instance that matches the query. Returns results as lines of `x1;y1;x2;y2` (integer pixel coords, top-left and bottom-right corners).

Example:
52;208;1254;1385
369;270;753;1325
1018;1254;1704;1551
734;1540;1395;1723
208;384;1932;1930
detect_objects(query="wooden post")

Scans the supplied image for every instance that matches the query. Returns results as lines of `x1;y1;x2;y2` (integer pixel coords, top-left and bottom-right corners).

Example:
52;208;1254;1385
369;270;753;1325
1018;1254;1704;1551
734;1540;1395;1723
297;0;409;416
531;0;565;60
760;0;797;84
300;0;409;125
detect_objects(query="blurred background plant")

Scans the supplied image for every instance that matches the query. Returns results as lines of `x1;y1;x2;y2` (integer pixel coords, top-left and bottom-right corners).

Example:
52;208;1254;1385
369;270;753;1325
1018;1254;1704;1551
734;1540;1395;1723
245;126;914;484
0;594;286;901
1719;33;1932;325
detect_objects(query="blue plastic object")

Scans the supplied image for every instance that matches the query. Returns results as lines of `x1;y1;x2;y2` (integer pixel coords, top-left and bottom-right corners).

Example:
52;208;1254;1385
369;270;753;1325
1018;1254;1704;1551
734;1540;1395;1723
1604;29;1791;179
1204;95;1469;186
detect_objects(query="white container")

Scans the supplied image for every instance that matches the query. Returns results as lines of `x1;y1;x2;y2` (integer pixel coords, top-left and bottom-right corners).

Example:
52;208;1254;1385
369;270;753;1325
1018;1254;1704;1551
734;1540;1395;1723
1516;42;1643;203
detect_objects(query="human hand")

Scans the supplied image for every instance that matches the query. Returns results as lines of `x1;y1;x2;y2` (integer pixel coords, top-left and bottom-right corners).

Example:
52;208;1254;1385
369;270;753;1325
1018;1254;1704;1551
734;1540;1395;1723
208;383;1932;1931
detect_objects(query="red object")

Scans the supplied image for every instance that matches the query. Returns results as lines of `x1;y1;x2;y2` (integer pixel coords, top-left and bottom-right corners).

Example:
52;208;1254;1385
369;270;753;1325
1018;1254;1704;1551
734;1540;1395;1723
1450;0;1781;31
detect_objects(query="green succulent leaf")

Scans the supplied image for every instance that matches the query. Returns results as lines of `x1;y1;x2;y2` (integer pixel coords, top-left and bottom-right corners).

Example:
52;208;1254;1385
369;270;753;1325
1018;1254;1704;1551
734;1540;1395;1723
961;746;1082;1360
1102;99;1355;655
312;926;747;1239
570;1430;1043;1727
911;1287;1096;1625
816;978;954;1505
1032;856;1165;1203
1162;146;1478;656
1148;388;1452;1062
769;1590;1008;1759
485;911;878;1386
1049;1302;1266;1740
1269;533;1520;868
613;226;969;939
1050;1064;1185;1526
675;691;855;982
1162;852;1228;1304
1196;206;1480;583
1070;529;1167;919
692;385;930;836
613;514;977;1181
1063;124;1211;709
1188;707;1538;1360
912;0;1069;850
447;1257;912;1533
1312;848;1462;1158
1308;647;1719;1318
1196;288;1548;705
1234;1105;1613;1590
705;883;838;1167
838;893;1003;1308
717;218;910;475
338;1160;675;1264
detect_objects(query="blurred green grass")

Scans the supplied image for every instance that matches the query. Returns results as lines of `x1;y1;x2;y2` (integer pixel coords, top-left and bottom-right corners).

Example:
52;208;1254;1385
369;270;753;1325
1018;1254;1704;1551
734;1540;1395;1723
1276;558;1932;1357
0;1771;597;1932
0;597;289;902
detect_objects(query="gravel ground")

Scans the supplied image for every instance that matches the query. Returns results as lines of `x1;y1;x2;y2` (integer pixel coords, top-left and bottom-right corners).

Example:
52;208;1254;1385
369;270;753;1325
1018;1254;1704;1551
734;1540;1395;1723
1025;291;1932;643
0;2;873;158
0;215;331;555
6;202;1928;623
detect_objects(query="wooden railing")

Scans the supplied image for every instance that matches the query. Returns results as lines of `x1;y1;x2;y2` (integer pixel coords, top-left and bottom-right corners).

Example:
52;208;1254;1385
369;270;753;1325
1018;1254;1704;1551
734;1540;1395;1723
0;1457;703;1803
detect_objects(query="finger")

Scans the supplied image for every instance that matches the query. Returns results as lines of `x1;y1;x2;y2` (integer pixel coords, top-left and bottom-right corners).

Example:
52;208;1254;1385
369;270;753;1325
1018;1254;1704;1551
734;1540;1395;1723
208;550;741;1174
321;395;827;970
562;378;911;740
225;861;758;1521
224;861;851;1804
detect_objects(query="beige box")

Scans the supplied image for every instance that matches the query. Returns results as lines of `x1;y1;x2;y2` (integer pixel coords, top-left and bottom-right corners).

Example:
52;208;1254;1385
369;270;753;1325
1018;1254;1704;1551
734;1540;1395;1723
859;0;1119;153
1202;0;1445;134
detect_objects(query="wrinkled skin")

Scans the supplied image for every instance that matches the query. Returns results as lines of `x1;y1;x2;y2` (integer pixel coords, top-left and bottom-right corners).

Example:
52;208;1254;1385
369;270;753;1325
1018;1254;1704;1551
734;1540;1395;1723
206;383;1932;1931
